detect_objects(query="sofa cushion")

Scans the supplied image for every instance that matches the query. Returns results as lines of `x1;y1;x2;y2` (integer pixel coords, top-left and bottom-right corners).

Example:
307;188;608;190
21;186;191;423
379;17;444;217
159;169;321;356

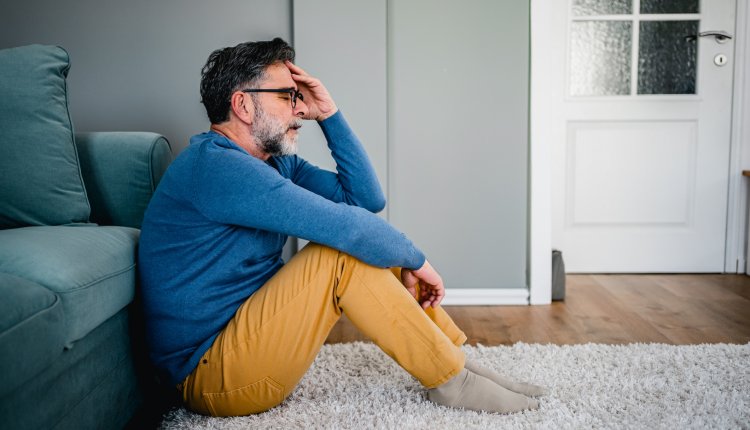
0;226;139;344
76;132;173;229
0;273;65;398
0;44;90;228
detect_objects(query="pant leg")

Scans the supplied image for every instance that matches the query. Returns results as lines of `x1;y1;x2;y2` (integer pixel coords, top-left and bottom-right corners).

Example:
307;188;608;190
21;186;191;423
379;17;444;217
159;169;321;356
181;243;465;417
389;267;467;347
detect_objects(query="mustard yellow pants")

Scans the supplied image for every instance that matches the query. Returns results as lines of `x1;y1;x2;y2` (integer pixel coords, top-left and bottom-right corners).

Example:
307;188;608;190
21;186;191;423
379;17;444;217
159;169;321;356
180;243;467;417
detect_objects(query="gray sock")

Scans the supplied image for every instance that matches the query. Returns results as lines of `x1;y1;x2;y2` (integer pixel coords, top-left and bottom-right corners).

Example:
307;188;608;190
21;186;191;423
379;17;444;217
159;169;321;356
427;368;538;414
465;359;548;397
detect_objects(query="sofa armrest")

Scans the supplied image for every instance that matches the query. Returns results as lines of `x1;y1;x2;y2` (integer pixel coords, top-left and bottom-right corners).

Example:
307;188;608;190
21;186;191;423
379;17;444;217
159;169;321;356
75;132;172;228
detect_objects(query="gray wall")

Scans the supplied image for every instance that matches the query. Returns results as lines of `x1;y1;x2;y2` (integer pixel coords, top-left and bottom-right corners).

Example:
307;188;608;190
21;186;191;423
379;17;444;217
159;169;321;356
0;0;292;154
388;0;529;289
294;0;529;289
294;0;388;216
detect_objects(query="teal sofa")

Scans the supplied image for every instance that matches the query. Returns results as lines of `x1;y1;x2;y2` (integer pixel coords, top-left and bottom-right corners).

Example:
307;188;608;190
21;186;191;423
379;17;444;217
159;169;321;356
0;45;173;429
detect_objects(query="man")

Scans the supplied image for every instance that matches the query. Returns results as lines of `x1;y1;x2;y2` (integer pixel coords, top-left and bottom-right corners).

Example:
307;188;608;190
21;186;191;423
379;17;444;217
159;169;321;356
138;38;545;417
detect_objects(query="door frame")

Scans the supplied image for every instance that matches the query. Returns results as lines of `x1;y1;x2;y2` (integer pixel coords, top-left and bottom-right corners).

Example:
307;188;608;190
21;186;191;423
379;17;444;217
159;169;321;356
529;0;750;296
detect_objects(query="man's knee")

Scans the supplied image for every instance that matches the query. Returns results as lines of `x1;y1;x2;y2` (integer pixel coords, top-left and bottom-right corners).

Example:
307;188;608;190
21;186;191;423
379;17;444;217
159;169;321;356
300;243;367;267
299;243;398;278
300;242;339;257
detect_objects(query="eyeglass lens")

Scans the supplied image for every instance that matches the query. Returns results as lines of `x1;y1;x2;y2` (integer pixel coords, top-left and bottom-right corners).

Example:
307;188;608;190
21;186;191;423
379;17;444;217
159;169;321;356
292;90;303;108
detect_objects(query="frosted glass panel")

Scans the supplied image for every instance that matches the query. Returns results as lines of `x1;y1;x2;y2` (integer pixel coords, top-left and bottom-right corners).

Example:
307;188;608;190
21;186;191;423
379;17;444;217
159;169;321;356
570;21;632;96
572;0;632;15
640;0;699;14
638;20;698;94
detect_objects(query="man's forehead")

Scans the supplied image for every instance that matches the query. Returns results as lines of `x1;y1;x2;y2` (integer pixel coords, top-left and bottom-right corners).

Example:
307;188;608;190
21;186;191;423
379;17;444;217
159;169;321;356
262;62;296;89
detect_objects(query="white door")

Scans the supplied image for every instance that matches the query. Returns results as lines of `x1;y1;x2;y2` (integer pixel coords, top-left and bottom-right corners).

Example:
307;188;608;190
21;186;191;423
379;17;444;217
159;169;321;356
542;0;737;272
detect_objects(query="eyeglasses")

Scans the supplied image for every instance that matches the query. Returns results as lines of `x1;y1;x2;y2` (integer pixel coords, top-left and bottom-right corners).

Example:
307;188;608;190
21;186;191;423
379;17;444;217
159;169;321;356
241;88;304;109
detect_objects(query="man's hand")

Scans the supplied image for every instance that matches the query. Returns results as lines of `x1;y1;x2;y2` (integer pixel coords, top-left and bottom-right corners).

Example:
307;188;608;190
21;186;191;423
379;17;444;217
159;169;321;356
401;260;445;309
285;61;338;122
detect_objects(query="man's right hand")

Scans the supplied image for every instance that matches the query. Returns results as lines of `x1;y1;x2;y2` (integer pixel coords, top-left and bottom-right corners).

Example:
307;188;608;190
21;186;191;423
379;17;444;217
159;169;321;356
401;260;445;310
285;61;338;121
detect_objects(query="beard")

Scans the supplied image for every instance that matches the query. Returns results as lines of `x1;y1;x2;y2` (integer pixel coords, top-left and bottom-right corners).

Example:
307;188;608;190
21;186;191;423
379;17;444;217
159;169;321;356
252;107;301;157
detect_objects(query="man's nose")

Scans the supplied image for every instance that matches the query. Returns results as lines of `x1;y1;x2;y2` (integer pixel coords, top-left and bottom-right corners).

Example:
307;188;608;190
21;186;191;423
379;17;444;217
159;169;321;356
293;98;307;117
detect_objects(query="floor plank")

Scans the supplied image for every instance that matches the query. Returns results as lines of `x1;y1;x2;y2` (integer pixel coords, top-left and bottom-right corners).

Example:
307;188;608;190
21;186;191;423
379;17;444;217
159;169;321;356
324;274;750;345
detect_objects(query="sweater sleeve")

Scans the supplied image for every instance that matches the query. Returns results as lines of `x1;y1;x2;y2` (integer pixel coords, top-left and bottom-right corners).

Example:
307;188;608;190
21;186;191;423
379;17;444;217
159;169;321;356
285;111;386;213
192;143;425;270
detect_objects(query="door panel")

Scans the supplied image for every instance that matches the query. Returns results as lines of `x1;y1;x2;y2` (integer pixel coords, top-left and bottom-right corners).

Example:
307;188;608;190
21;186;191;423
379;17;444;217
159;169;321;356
566;121;696;226
549;0;737;272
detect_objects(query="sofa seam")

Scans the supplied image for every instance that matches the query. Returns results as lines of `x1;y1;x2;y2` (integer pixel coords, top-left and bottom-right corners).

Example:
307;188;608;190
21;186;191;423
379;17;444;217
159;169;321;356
148;135;171;193
0;294;63;340
57;263;136;294
147;136;157;192
57;45;92;219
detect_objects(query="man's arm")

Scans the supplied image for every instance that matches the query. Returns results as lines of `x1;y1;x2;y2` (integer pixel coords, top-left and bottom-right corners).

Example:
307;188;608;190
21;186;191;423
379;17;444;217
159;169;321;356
197;145;445;307
194;146;423;270
286;61;445;309
284;61;386;213
284;61;444;308
284;112;386;212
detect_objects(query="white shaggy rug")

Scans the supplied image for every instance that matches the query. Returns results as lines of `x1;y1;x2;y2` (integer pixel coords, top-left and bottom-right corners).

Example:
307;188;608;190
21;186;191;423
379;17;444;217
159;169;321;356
159;342;750;429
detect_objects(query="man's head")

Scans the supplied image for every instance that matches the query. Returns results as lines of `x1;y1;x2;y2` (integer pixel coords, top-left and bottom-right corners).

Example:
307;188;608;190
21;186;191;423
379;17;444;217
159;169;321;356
200;38;305;157
200;38;295;124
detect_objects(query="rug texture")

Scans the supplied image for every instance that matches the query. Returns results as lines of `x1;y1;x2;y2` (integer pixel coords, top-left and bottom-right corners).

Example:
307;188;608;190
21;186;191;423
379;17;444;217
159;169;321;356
159;342;749;429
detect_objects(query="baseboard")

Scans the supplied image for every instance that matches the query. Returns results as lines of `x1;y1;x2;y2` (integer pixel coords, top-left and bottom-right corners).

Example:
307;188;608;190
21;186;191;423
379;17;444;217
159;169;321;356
441;288;530;305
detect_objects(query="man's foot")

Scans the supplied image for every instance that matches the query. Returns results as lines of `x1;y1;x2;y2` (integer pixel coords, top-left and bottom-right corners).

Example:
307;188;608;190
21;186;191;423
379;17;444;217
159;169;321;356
427;368;538;414
465;360;548;397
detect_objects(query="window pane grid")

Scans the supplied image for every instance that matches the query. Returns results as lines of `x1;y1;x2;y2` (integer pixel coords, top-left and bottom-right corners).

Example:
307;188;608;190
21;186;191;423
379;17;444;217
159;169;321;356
572;14;700;20
572;0;700;16
569;0;701;97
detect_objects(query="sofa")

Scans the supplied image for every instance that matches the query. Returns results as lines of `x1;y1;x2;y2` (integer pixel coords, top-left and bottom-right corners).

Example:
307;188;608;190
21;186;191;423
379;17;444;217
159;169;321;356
0;44;173;429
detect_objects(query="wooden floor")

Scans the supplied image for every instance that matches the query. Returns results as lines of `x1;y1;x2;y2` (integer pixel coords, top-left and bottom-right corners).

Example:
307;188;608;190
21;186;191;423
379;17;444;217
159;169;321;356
325;274;750;346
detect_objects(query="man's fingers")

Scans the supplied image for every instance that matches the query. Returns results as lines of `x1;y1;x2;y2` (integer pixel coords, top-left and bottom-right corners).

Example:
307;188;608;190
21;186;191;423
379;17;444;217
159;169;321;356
422;284;444;308
286;61;310;77
291;73;315;83
401;270;421;301
419;287;433;309
291;74;322;90
286;61;309;76
426;297;436;309
433;291;444;308
287;61;307;74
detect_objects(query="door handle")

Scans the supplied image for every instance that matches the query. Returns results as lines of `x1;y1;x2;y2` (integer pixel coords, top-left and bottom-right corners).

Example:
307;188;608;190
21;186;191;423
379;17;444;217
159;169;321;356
698;30;733;43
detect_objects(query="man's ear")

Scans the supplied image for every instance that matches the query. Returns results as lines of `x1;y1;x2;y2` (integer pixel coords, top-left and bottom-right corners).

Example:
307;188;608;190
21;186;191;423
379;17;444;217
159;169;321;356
230;91;254;124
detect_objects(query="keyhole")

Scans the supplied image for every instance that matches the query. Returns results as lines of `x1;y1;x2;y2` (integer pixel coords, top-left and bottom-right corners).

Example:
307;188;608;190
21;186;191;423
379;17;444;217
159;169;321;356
714;54;728;66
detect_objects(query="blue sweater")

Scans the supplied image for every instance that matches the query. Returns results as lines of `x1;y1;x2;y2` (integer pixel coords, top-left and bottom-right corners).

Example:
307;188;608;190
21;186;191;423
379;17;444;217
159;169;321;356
138;111;426;386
